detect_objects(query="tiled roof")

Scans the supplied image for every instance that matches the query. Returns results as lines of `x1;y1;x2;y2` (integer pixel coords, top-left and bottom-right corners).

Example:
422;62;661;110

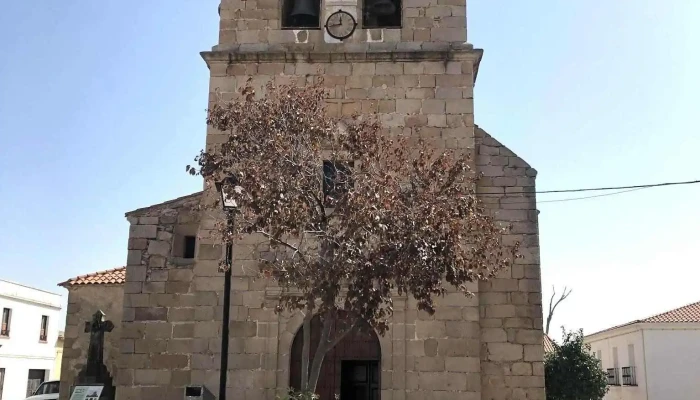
544;334;556;354
58;267;126;287
640;300;700;323
587;300;700;337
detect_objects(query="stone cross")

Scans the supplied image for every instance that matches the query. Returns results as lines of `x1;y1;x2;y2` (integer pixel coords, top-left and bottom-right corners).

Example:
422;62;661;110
83;310;114;383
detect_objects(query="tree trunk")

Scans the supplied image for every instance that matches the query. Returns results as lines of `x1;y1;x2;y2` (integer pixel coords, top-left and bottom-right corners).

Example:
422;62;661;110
306;312;357;393
307;313;332;392
300;310;313;391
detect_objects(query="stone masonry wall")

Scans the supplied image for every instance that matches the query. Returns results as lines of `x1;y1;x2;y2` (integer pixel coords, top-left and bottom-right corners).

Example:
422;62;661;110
475;127;545;400
203;47;479;155
59;285;124;400
196;47;485;400
116;193;203;400
217;0;467;46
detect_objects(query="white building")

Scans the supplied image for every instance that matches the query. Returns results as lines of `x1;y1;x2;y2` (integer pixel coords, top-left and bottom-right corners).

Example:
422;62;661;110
0;280;62;400
584;300;700;400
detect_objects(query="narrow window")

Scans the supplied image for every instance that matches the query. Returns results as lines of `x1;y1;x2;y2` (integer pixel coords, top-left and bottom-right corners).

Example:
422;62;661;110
172;225;198;260
363;0;401;28
323;161;353;206
282;0;321;29
612;346;619;368
1;308;10;337
0;368;5;400
39;316;49;342
627;344;635;366
183;235;197;259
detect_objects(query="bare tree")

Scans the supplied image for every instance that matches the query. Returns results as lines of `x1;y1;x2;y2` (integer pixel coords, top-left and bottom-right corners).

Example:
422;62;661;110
545;285;573;335
189;79;520;394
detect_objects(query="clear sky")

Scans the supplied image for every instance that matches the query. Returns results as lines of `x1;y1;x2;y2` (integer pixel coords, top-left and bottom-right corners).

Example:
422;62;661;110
1;1;699;336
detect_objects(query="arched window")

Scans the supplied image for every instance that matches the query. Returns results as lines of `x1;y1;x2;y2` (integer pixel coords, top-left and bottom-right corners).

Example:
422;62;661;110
282;0;321;29
362;0;401;28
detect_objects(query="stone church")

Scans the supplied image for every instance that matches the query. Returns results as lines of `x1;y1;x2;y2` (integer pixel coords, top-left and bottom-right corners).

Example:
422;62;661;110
58;0;545;399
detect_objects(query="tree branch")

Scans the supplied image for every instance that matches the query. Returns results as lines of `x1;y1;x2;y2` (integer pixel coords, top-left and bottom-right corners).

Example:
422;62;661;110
255;230;310;265
546;285;573;335
327;318;357;349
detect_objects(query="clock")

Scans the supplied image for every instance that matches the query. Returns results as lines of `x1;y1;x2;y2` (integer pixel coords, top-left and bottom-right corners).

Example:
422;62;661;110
325;10;357;41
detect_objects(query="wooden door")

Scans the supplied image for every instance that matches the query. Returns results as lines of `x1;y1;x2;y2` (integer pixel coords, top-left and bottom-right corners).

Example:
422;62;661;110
290;314;381;399
340;360;379;400
26;369;45;397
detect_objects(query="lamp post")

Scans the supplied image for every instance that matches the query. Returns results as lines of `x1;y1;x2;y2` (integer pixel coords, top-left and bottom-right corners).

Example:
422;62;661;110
215;177;238;400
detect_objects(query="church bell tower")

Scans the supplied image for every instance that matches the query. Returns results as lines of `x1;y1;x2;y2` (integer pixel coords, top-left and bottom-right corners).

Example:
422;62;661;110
194;0;545;399
204;0;481;160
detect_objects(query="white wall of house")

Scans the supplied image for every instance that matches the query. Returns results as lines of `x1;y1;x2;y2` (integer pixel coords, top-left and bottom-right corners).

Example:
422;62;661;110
587;326;648;400
586;323;700;400
643;327;700;400
0;280;62;400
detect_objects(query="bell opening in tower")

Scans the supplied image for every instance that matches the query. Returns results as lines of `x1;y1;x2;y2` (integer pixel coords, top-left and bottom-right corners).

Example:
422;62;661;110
282;0;321;29
362;0;401;28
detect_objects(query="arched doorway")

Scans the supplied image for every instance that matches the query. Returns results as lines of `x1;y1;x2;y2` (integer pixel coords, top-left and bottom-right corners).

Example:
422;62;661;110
290;314;381;400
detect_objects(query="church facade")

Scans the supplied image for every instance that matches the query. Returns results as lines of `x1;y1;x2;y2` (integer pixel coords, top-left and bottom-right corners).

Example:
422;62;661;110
59;0;545;399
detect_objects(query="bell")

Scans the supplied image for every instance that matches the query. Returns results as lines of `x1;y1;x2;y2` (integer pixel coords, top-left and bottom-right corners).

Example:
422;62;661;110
290;0;319;18
367;0;396;16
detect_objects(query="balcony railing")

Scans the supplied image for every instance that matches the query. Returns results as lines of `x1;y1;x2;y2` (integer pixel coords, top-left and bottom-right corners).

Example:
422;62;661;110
607;368;620;386
622;366;637;386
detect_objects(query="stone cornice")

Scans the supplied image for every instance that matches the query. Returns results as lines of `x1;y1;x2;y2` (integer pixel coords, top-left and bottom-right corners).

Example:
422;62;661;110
201;42;484;82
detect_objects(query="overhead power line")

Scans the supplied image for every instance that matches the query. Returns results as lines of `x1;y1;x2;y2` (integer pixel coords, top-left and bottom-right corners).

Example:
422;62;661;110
478;179;700;205
534;179;700;195
537;187;648;204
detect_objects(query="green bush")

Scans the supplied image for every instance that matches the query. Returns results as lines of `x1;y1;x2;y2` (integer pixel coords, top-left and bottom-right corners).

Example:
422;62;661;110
545;329;608;400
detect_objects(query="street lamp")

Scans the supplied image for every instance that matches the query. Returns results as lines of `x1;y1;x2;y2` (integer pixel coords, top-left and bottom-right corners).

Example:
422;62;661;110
215;176;237;400
215;176;239;210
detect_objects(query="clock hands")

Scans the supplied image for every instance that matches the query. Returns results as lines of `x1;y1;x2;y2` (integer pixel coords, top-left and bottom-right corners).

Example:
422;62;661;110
326;11;355;39
329;16;343;27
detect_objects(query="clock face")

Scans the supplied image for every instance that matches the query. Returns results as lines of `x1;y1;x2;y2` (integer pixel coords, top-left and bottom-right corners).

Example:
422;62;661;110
325;10;357;40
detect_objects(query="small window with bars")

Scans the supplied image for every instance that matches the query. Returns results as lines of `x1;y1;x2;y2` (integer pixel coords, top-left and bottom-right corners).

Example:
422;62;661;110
39;315;49;342
622;366;637;386
1;308;10;337
606;368;620;386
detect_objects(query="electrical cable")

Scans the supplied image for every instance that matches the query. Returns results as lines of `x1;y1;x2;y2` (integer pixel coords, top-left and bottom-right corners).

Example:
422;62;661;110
525;179;700;195
476;179;700;204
